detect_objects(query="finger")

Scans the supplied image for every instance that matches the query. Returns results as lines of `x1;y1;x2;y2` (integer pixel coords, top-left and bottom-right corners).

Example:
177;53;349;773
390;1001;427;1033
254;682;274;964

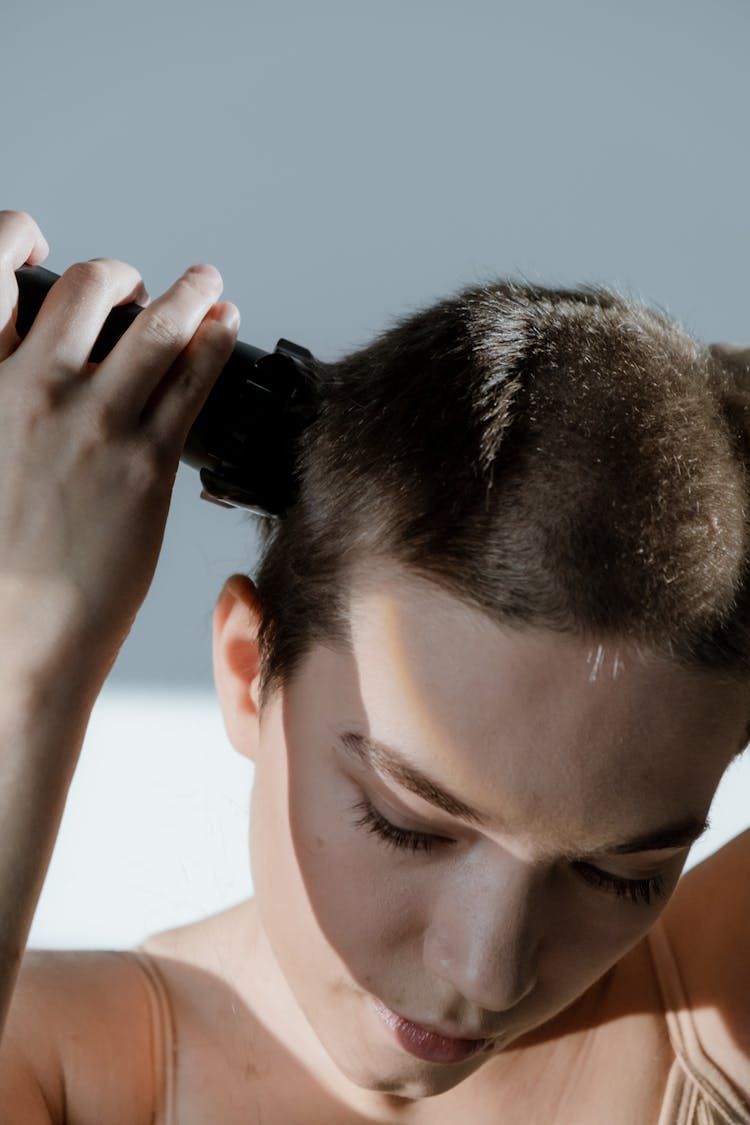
0;209;50;362
93;264;224;418
142;300;240;448
20;258;148;374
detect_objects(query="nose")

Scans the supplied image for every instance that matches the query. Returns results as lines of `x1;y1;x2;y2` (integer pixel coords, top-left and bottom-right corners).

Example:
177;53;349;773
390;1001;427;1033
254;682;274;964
422;848;539;1013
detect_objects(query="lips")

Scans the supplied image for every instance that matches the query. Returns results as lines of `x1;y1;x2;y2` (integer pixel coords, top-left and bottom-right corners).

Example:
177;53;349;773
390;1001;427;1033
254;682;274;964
373;999;495;1065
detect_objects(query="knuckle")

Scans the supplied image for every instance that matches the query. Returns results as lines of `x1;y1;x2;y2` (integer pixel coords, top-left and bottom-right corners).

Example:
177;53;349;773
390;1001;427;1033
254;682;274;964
129;438;169;490
176;270;221;310
87;255;138;276
64;259;112;293
21;378;63;426
141;307;183;350
88;398;121;443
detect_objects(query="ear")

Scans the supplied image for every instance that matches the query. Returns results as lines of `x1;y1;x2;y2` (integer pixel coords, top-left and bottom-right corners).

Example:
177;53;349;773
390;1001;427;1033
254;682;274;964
212;574;264;760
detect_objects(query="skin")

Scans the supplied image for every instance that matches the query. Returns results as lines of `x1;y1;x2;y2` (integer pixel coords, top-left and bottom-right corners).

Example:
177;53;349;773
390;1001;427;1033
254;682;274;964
211;563;750;1119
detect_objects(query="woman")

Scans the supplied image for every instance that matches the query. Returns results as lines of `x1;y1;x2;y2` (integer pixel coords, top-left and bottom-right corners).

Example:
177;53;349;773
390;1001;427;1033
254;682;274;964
0;208;748;1123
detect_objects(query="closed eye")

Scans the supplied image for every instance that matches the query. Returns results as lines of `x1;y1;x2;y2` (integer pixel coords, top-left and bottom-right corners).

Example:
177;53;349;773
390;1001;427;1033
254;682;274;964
350;797;668;906
571;861;667;906
351;797;452;853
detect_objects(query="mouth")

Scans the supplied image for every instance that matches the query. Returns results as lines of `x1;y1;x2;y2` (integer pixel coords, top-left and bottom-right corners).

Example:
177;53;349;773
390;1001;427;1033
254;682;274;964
372;999;498;1065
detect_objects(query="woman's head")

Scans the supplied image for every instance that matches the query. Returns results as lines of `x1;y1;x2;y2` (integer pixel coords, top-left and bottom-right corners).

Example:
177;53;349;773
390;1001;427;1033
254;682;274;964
210;279;750;1103
253;279;750;708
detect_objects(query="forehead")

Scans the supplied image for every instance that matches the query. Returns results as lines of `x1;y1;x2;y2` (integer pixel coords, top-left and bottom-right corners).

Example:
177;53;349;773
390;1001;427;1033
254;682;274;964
323;564;748;854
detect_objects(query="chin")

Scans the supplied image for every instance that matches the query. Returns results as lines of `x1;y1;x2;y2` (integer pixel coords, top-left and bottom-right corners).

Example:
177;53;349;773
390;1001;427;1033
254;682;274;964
323;1030;493;1102
348;1063;482;1102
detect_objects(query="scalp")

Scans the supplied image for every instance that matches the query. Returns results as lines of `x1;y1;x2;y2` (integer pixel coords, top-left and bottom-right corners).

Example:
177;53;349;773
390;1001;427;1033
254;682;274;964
254;279;750;698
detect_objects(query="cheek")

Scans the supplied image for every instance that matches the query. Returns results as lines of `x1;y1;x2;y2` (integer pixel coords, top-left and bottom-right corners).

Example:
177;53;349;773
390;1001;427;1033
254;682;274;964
287;763;427;972
250;737;424;993
531;872;677;1013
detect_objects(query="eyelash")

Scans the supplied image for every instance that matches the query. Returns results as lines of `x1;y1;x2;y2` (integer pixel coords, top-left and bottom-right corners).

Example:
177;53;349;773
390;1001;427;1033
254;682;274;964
352;798;449;854
572;861;666;906
350;798;667;907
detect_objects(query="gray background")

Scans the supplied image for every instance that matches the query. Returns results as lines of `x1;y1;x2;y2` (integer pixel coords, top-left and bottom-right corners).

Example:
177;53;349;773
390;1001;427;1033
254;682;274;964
3;0;749;689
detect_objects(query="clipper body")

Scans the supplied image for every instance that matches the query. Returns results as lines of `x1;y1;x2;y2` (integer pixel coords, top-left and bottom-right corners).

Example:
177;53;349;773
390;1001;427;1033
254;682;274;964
14;265;319;514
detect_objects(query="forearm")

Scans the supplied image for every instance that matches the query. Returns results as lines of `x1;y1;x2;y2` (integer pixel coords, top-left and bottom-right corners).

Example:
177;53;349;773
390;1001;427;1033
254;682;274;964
0;657;99;1040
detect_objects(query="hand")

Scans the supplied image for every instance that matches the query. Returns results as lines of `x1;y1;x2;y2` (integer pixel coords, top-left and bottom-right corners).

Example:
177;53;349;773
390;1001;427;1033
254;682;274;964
0;210;240;684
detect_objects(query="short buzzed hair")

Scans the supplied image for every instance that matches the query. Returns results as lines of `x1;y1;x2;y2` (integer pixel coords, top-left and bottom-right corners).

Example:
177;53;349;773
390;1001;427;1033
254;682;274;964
252;280;750;704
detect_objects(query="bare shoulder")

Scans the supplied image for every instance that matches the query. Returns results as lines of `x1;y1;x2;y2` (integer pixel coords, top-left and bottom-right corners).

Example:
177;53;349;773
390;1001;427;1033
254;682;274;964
135;898;262;1051
137;900;277;1117
138;898;257;980
660;827;750;1102
1;949;160;1125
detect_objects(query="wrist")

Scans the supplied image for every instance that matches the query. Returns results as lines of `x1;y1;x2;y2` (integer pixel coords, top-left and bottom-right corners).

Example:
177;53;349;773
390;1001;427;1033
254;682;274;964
0;579;117;705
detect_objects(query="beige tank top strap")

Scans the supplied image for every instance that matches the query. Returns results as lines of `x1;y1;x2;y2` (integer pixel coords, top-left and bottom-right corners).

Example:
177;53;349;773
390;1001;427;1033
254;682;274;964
127;950;177;1125
647;920;750;1125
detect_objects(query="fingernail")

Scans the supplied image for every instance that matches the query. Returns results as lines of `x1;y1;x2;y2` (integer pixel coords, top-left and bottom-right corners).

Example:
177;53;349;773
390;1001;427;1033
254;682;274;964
187;263;222;286
216;303;240;331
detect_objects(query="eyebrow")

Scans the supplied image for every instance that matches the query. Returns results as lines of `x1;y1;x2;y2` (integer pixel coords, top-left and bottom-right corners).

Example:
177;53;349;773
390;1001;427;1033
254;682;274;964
338;730;711;856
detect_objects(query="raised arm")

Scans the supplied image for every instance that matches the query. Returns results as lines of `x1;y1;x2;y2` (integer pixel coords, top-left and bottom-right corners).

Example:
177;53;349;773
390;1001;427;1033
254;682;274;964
0;210;240;1041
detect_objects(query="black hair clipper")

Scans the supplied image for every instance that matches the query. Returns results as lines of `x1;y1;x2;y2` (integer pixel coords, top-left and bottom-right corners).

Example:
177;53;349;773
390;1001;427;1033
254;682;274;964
14;265;320;515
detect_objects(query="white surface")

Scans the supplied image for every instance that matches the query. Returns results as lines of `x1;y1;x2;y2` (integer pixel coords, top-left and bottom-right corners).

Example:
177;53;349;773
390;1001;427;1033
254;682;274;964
687;749;750;868
28;689;750;951
29;688;254;950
